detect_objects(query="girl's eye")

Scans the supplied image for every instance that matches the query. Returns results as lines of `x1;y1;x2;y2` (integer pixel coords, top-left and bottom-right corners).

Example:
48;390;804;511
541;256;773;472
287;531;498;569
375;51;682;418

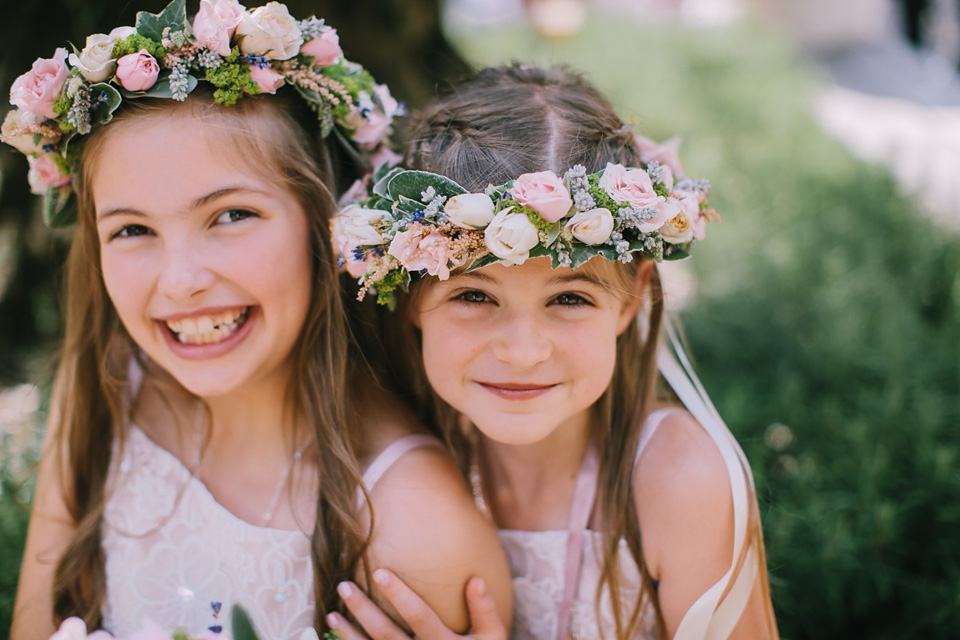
454;290;491;304
215;209;257;225
551;293;591;307
110;224;152;240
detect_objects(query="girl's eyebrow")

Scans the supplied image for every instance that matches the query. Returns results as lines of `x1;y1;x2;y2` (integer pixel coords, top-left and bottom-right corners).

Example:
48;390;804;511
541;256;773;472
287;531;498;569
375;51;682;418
96;186;268;222
546;272;605;287
447;271;497;284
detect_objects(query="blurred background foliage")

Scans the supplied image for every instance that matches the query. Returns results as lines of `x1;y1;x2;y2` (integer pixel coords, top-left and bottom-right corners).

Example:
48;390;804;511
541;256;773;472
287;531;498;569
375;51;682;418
2;1;959;639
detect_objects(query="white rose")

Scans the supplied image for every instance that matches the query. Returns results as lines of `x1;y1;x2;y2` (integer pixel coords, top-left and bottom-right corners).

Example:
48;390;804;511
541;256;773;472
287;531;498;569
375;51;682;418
445;193;495;229
236;2;303;60
1;109;57;155
564;207;614;245
67;26;135;82
484;207;540;266
335;205;385;247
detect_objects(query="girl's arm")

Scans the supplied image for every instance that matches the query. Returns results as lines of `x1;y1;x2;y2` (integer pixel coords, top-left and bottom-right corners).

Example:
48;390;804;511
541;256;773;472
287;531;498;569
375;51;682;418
11;398;77;640
360;444;512;634
634;410;778;640
332;572;505;640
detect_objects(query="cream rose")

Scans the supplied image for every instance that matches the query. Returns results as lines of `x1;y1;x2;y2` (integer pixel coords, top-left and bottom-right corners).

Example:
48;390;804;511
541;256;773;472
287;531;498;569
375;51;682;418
660;211;695;245
1;109;58;155
484;207;540;266
236;2;303;60
336;204;385;247
67;26;135;82
445;193;495;229
565;207;614;245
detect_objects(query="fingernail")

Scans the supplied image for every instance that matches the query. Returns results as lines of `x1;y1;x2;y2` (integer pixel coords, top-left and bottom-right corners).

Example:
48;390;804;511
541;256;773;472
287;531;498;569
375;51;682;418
476;577;487;596
337;582;352;598
327;613;340;628
373;569;390;586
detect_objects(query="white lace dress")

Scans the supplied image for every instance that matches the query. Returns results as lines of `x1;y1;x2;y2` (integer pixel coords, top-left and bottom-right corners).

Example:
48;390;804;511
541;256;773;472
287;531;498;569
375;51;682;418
496;410;678;640
101;426;316;639
498;531;658;640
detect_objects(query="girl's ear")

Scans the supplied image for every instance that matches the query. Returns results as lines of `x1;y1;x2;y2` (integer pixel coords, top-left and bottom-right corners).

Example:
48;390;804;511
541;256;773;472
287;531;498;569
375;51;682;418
616;259;656;336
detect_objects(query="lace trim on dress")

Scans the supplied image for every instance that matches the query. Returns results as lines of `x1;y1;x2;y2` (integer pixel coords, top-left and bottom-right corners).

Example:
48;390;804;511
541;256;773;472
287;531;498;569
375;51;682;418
101;425;315;640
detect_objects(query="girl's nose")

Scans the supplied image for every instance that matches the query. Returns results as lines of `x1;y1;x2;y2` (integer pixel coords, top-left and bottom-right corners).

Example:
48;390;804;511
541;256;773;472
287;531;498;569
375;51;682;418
156;243;215;301
490;311;552;369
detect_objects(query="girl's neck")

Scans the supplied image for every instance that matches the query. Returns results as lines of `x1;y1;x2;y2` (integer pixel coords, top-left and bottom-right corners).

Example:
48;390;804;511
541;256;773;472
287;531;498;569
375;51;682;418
477;412;593;531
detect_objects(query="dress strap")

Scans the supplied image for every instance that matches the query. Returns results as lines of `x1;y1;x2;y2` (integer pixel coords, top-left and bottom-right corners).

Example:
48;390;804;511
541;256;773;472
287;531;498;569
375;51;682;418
556;442;599;640
356;434;444;509
659;317;756;640
634;407;684;467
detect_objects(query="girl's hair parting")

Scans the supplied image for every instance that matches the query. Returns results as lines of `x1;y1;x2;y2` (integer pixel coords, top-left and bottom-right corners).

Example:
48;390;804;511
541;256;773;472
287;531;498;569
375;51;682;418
50;88;370;631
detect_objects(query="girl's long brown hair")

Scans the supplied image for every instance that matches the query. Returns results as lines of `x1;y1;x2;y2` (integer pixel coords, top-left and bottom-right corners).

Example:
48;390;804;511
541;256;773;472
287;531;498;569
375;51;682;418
377;64;771;638
49;90;369;632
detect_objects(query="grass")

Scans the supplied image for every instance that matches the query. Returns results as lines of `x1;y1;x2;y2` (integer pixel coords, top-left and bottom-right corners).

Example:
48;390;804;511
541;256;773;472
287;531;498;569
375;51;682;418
451;13;960;640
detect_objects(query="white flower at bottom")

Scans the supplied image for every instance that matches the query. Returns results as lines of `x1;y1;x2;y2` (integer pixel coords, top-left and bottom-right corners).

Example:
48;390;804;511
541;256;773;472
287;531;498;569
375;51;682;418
484;207;539;265
564;207;614;245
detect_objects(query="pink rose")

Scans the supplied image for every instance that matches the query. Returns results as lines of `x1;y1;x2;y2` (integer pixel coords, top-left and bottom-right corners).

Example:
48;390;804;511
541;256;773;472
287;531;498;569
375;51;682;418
406;232;453;280
347;84;400;149
10;48;69;119
28;153;71;194
115;50;160;91
635;135;684;178
597;163;672;233
193;0;245;56
511;171;572;223
388;228;419;263
388;229;454;280
368;145;403;171
300;29;342;67
248;64;284;94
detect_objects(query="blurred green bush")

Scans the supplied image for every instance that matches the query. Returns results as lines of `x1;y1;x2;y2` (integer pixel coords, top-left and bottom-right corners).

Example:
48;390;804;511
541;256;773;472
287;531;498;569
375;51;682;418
452;15;960;640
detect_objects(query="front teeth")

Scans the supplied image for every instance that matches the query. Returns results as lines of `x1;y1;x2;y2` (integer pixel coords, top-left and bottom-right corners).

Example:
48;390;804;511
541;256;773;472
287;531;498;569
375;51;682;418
166;308;249;345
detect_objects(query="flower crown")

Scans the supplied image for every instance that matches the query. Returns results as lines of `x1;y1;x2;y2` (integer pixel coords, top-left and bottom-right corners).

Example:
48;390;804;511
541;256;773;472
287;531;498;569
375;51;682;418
1;0;403;227
333;136;718;307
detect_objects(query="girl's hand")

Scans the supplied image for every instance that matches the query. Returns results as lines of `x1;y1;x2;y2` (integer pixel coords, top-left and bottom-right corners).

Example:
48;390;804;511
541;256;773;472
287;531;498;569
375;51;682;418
330;570;506;640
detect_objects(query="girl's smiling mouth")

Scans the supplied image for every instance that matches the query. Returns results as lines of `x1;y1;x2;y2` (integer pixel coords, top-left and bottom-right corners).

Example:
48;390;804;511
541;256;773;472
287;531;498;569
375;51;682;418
477;382;559;400
162;306;251;345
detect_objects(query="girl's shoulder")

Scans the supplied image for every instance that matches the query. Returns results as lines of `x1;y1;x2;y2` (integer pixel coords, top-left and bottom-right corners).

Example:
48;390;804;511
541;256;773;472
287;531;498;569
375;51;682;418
357;406;512;633
632;408;735;581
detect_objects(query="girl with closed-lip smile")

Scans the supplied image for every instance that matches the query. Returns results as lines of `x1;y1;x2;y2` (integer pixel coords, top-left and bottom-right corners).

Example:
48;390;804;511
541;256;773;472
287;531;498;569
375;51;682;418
7;3;511;639
331;64;780;640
